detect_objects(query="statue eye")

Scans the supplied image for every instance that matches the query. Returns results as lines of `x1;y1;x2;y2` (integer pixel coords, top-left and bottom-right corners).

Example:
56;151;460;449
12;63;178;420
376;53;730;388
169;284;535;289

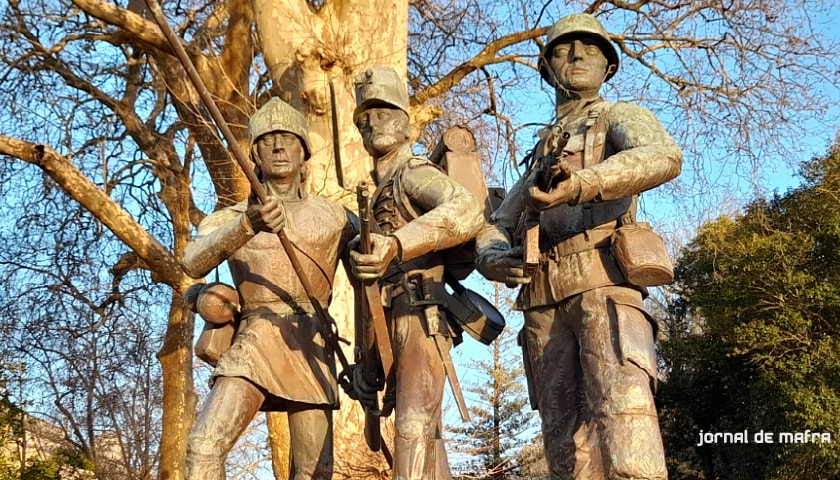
553;45;570;57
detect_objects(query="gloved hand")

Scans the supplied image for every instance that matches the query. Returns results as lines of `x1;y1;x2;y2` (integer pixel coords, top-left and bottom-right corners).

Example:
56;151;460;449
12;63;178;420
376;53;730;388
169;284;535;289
339;364;380;412
477;245;532;286
349;233;400;281
246;195;286;233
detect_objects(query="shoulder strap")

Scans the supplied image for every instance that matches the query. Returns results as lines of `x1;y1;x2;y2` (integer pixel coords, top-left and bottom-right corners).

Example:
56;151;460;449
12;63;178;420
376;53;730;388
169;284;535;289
582;100;612;168
392;156;438;222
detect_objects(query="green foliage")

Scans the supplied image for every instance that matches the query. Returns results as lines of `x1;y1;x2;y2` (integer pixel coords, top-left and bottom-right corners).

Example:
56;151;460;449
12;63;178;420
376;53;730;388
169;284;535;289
19;449;95;480
660;146;840;479
0;384;94;480
0;391;24;480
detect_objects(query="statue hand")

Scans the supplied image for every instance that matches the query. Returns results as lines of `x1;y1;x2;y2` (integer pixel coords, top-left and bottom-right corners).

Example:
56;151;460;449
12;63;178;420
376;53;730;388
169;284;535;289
349;233;399;281
339;364;379;411
525;180;575;211
477;245;531;285
246;196;286;233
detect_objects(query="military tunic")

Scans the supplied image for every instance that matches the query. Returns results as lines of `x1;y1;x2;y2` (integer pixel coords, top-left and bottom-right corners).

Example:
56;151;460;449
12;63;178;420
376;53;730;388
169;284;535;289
182;195;358;410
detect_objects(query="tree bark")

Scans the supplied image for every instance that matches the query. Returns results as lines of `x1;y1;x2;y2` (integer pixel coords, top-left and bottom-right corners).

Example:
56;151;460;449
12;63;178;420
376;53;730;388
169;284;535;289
157;296;198;480
266;412;290;479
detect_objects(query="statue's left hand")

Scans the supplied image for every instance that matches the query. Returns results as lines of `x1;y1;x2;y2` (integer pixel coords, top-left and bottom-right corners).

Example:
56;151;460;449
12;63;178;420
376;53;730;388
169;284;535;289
525;180;576;211
349;233;399;280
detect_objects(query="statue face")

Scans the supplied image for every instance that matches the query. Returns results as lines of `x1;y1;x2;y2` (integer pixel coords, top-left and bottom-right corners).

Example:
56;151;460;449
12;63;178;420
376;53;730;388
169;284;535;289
255;132;305;182
549;37;609;92
356;107;410;157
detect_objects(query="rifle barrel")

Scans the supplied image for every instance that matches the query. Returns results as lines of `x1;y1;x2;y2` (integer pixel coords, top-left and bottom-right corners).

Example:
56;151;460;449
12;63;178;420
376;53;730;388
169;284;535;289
357;183;371;254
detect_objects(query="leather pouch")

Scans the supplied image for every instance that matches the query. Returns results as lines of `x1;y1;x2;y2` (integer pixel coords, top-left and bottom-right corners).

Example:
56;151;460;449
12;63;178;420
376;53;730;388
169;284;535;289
195;320;236;367
444;288;505;345
611;222;673;287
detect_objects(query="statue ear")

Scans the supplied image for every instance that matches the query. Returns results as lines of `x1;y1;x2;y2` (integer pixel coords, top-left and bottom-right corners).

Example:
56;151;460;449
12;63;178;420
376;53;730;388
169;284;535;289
606;64;617;77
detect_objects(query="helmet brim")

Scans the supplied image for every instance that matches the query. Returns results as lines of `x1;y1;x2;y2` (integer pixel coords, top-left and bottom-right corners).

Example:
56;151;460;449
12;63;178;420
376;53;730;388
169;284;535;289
352;99;410;125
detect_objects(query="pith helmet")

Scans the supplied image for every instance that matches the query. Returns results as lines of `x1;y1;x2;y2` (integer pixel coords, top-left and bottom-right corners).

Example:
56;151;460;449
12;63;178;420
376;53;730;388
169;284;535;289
353;67;410;124
248;98;311;160
539;13;620;85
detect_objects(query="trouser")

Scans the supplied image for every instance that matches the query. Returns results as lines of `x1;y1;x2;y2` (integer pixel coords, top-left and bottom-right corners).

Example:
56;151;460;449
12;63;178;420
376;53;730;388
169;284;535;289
388;290;452;480
185;376;334;480
521;286;667;480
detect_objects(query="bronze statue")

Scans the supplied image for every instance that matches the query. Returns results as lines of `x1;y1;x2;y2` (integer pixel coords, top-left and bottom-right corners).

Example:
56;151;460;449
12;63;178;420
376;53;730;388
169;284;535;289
347;66;484;479
180;98;359;480
476;13;682;480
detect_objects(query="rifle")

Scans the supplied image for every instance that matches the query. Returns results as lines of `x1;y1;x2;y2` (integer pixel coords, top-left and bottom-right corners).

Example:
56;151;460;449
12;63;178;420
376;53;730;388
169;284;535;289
356;182;396;420
354;184;383;451
518;125;572;278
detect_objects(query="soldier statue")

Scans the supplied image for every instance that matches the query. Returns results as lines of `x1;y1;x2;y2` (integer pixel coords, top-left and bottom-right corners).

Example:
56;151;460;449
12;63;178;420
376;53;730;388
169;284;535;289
347;66;484;479
476;13;682;480
181;98;358;480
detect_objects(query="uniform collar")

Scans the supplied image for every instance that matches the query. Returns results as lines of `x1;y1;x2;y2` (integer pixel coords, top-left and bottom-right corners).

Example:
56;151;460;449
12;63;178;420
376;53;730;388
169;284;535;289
555;92;603;123
373;143;413;184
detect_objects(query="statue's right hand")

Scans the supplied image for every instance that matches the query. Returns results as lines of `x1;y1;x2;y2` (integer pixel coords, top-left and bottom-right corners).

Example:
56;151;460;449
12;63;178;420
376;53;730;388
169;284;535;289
477;245;531;286
246;196;286;233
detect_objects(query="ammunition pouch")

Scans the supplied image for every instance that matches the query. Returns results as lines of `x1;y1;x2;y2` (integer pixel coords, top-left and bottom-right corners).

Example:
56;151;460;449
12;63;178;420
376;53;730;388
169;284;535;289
443;276;505;345
611;222;673;287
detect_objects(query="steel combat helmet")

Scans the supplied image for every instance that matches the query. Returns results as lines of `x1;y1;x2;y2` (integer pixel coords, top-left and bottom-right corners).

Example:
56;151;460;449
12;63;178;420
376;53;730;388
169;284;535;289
538;13;620;86
248;98;312;160
353;66;410;124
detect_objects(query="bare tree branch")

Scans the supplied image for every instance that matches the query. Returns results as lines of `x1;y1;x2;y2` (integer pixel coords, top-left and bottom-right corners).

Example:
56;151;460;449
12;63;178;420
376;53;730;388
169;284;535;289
0;135;185;288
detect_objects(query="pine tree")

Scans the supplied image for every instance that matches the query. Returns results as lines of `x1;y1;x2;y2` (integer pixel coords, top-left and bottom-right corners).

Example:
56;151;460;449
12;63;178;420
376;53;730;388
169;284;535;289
448;284;538;480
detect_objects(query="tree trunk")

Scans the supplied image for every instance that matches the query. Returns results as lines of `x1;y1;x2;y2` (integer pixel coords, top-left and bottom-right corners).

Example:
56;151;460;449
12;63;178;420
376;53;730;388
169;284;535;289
267;412;291;479
157;295;198;480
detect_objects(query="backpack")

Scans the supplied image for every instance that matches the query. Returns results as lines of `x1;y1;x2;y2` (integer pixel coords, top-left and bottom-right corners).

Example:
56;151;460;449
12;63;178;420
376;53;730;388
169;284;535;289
425;125;503;280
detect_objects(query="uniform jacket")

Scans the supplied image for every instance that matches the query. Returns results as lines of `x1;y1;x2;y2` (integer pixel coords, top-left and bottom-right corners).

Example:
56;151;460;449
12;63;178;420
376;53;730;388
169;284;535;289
489;99;682;310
